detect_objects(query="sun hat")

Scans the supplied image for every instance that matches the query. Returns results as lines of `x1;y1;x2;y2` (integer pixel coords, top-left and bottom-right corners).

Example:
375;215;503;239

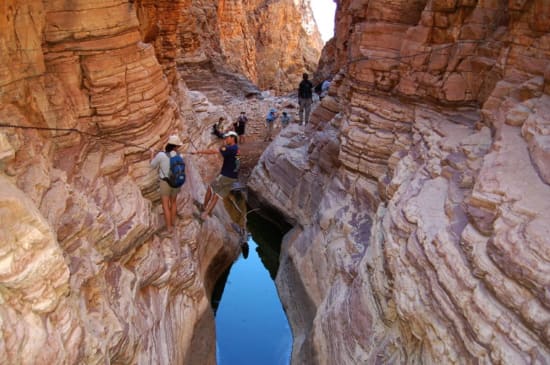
167;134;183;146
224;131;238;138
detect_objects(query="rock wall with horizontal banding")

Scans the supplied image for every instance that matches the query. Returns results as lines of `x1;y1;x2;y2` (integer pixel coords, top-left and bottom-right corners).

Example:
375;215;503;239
249;0;550;363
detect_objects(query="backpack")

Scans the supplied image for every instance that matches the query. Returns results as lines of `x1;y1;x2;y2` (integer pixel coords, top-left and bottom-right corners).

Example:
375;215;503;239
164;152;186;188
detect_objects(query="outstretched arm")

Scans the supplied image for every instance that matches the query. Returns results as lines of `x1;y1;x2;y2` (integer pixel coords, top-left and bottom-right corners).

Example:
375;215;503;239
192;149;218;155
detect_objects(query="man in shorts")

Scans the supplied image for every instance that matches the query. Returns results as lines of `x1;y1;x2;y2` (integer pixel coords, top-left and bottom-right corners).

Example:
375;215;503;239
150;134;184;233
192;131;240;221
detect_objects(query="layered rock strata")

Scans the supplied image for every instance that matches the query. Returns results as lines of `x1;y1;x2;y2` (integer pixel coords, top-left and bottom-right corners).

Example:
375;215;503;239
136;0;323;95
249;0;550;363
0;1;243;364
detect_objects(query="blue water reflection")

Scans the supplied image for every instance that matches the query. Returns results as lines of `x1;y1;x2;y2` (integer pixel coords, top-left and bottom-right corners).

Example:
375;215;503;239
215;236;292;365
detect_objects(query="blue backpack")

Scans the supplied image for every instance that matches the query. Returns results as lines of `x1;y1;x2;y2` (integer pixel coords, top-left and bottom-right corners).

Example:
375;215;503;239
164;153;186;188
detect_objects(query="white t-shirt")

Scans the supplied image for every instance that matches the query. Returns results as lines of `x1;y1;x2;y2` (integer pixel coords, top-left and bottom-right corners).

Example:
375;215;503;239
151;151;177;179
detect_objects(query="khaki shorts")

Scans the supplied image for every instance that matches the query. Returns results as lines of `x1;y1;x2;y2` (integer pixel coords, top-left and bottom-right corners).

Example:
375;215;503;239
211;175;237;198
160;179;181;197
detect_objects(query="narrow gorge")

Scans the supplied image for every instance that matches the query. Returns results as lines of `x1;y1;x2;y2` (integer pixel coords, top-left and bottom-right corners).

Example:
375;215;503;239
1;1;550;365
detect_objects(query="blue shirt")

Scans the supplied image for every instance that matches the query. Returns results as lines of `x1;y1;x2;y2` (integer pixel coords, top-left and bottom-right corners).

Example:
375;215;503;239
219;144;240;179
266;111;276;122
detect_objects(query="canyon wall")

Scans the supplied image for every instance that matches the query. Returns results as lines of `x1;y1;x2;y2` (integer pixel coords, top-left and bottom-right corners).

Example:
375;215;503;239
0;0;322;363
135;0;322;96
249;0;550;363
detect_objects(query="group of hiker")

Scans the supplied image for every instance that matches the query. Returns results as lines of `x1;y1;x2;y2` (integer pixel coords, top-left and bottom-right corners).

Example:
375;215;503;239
150;72;331;232
213;111;248;143
150;129;240;232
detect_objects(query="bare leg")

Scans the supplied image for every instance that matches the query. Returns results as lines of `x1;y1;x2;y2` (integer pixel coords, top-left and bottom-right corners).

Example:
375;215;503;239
203;186;213;208
201;193;218;220
161;195;172;230
169;195;177;228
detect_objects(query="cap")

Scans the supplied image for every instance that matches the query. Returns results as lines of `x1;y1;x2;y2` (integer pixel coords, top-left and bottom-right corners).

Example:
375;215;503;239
167;134;183;146
224;131;238;138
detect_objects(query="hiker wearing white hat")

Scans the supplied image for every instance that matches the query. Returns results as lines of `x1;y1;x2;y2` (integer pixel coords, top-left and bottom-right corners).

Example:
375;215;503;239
192;131;240;221
150;134;185;233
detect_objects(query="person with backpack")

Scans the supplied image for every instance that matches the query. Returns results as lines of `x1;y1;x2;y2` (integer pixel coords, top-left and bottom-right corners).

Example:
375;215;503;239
192;131;240;221
150;134;186;233
265;108;278;141
298;73;314;125
233;111;248;144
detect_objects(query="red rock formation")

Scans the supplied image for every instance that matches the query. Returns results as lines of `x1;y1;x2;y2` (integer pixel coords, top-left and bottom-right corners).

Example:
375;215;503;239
1;1;243;364
135;0;323;95
250;0;550;363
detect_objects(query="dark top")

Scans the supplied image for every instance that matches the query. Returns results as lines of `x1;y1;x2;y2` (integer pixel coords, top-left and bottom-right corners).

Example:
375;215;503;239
298;79;313;99
220;144;240;179
233;116;247;135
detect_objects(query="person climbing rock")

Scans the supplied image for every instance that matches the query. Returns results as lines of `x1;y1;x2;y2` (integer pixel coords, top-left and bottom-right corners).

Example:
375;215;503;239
150;134;184;233
233;111;248;144
192;131;240;221
298;73;313;125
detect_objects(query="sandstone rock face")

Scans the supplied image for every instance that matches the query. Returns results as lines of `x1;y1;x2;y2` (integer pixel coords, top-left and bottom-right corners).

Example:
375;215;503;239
1;1;244;364
136;0;322;96
249;1;550;363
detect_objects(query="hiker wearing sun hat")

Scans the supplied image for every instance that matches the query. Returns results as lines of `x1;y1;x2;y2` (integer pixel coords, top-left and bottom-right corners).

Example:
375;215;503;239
192;131;240;221
150;134;185;233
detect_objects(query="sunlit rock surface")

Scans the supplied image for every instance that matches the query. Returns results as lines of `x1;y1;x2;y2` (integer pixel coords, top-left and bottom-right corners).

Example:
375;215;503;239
250;0;550;363
136;0;323;95
0;1;243;364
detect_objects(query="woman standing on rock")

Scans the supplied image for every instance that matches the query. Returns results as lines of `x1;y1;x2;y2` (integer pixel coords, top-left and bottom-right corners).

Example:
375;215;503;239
150;134;184;233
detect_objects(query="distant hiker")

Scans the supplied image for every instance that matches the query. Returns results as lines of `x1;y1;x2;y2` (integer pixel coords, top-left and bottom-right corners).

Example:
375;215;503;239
150;134;185;233
233;111;248;144
320;79;331;100
298;73;313;125
265;108;278;141
280;111;290;128
212;117;225;139
193;131;240;221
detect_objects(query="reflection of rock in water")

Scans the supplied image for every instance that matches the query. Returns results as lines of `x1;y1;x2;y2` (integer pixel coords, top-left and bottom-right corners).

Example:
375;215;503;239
211;266;231;315
223;186;248;237
247;211;291;280
241;241;249;259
